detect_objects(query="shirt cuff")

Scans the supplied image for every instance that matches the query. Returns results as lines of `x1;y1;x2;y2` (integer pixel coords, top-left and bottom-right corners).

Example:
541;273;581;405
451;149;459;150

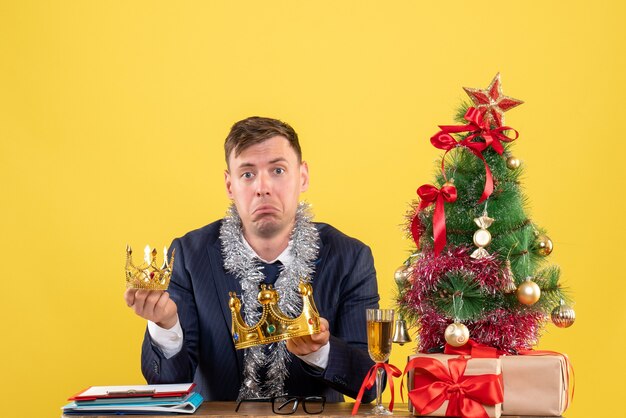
296;341;330;370
147;317;183;359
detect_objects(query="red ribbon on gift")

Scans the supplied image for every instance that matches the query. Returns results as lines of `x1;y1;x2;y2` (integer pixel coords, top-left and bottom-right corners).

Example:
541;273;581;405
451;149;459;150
430;107;519;203
444;342;575;412
351;362;402;415
444;339;505;358
402;355;503;418
411;183;457;256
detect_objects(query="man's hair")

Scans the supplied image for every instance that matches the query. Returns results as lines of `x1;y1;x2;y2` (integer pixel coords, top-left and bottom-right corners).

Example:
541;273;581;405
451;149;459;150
224;116;302;165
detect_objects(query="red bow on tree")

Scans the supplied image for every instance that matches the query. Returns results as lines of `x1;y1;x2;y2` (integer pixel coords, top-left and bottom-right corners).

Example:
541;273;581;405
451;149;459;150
430;107;519;203
411;183;457;256
402;356;503;418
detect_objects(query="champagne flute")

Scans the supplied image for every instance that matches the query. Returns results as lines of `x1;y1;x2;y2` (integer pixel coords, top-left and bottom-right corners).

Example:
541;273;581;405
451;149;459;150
366;309;394;415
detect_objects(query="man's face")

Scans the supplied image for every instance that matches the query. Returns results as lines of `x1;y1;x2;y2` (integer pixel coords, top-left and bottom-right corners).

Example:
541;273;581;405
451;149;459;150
225;136;309;240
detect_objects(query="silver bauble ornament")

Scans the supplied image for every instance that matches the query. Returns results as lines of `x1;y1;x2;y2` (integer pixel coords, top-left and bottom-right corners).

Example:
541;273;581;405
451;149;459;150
551;301;576;328
394;264;413;286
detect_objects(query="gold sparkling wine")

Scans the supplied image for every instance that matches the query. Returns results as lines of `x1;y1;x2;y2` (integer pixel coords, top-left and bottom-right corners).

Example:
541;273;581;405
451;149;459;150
366;309;394;415
367;320;393;362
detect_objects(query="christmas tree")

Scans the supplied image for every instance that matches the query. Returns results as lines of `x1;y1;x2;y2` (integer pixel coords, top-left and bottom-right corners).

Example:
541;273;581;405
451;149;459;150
396;74;575;354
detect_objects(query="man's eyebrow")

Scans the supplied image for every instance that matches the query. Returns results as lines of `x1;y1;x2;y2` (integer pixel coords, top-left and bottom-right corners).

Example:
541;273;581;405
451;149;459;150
269;157;289;164
235;157;289;170
236;162;256;169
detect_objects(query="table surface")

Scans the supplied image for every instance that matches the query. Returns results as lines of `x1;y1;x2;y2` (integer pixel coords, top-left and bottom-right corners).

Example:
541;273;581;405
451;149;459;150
61;401;563;417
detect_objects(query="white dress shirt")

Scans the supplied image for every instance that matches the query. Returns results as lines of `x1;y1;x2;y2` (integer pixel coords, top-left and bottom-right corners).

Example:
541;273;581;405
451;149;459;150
148;237;330;369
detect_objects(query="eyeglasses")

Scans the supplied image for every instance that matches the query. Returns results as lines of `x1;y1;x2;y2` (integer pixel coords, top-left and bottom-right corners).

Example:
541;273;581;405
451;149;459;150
235;395;326;415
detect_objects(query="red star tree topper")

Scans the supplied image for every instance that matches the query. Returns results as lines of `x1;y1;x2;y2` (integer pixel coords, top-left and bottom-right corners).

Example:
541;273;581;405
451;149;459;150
463;73;524;127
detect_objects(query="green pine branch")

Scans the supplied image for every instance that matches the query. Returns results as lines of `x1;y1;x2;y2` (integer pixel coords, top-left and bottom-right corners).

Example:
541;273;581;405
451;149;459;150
429;271;500;321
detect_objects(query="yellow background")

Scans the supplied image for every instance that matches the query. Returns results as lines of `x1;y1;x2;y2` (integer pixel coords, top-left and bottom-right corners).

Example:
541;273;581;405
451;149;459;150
1;1;624;417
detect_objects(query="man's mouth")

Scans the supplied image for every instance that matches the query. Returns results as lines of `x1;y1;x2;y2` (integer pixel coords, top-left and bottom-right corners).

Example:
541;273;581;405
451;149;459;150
253;205;279;215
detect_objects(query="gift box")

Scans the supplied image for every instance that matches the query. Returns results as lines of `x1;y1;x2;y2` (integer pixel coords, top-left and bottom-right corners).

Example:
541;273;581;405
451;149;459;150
405;353;503;418
500;354;570;416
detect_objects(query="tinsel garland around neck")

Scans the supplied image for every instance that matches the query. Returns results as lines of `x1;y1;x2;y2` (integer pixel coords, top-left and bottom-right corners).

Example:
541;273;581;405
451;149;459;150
220;202;320;400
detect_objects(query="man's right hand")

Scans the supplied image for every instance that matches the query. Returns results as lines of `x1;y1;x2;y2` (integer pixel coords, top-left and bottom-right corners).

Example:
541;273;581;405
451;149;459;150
124;289;178;329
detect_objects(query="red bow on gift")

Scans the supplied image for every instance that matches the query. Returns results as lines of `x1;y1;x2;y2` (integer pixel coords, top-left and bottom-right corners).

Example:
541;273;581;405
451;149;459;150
351;362;402;415
402;356;503;418
430;107;519;203
411;183;457;256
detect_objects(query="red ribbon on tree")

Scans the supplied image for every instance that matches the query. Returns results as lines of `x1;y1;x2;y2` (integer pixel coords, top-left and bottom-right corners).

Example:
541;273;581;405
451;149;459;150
351;362;402;415
402;356;503;418
411;183;457;256
430;107;519;203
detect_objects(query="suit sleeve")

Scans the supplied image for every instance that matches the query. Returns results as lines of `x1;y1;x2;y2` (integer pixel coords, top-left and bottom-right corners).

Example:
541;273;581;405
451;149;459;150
316;244;380;402
141;238;200;384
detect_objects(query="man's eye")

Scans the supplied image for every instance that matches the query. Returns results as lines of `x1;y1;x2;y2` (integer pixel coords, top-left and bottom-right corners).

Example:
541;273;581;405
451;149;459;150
242;172;254;179
274;168;285;175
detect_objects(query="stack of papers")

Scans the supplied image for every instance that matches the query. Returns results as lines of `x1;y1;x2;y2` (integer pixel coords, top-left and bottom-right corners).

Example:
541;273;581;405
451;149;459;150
62;383;203;415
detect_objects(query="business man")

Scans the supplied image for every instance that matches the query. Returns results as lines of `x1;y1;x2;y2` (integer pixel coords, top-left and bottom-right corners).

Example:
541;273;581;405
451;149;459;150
125;116;379;402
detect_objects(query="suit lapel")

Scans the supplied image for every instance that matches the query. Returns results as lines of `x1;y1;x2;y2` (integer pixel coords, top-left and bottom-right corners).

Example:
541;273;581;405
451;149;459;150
313;225;329;282
206;238;245;374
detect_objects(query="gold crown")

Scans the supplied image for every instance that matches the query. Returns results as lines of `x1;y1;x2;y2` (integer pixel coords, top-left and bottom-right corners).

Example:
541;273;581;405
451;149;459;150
229;281;321;350
125;245;175;290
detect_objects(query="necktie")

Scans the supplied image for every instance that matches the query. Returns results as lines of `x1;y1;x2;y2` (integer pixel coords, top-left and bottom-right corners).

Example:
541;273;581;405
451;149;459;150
258;260;283;382
261;260;282;285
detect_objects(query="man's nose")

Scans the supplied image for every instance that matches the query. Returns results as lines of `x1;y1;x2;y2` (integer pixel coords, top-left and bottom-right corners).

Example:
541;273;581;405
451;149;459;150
255;172;271;196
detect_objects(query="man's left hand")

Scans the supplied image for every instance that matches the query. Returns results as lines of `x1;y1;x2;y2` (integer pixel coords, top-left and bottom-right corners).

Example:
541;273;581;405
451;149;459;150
286;317;330;355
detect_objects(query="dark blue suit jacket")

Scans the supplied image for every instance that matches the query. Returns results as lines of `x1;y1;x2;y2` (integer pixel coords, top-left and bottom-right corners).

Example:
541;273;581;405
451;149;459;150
141;220;380;402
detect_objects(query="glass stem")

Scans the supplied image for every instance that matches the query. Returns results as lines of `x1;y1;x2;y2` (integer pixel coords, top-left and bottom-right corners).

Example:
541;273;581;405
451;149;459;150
375;365;384;407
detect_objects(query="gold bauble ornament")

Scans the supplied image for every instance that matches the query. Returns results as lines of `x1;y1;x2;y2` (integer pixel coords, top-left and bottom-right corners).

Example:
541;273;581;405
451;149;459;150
506;156;521;170
551;300;576;328
394;264;413;286
444;322;470;347
535;235;554;256
517;278;541;305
